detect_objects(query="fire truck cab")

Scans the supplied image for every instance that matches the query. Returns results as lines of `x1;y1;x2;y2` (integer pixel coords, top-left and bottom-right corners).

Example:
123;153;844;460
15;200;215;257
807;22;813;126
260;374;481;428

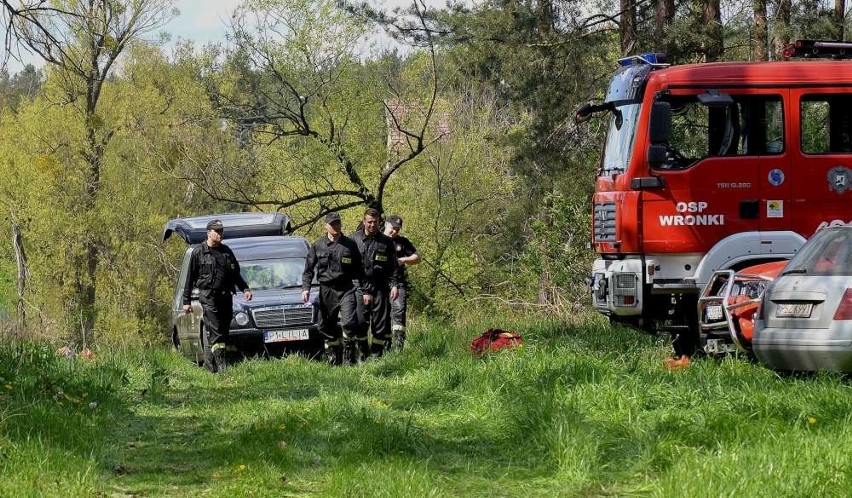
580;41;852;348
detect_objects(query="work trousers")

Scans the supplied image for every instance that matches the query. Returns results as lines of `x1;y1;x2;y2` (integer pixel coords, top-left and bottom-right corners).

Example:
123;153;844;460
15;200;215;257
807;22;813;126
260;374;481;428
356;283;392;357
199;290;233;373
390;285;408;350
317;282;359;365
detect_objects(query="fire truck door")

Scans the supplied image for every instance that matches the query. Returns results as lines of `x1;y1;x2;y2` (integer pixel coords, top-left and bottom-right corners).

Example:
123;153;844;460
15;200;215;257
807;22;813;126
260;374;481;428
791;91;852;234
642;94;763;254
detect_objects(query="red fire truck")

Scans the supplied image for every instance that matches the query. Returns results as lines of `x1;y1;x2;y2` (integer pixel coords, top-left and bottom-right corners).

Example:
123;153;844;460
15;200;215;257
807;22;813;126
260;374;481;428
578;40;852;356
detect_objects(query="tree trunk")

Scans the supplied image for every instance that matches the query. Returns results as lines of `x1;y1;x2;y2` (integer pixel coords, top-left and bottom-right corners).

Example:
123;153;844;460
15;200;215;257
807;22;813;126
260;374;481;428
836;0;846;40
10;210;28;337
702;0;723;61
620;0;637;56
655;0;675;51
75;104;106;342
773;0;792;60
754;0;768;61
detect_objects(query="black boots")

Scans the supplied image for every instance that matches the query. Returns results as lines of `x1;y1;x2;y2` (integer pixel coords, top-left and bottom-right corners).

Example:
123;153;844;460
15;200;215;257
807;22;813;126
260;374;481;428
391;329;405;351
342;340;360;366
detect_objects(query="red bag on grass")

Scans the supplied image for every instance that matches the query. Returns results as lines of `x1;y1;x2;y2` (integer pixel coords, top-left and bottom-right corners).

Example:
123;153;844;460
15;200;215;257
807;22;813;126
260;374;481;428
470;328;524;355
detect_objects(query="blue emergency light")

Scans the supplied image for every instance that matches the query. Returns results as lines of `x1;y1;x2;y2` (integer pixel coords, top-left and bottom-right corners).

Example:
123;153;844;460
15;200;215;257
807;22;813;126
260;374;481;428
617;53;668;66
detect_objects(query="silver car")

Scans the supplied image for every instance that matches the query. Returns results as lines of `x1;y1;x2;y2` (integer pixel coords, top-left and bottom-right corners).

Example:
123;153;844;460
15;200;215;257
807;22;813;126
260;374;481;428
164;213;321;362
753;225;852;372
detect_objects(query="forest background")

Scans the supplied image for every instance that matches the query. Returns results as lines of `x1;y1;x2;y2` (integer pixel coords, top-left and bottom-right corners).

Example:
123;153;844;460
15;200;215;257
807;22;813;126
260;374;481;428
0;0;847;347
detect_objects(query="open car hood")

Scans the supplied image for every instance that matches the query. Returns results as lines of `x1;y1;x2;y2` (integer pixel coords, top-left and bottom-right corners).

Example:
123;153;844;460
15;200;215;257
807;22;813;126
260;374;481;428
162;212;292;244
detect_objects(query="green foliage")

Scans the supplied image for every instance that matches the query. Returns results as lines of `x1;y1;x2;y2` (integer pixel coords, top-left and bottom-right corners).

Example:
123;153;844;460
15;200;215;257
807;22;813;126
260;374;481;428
0;42;237;346
384;81;517;315
514;190;593;309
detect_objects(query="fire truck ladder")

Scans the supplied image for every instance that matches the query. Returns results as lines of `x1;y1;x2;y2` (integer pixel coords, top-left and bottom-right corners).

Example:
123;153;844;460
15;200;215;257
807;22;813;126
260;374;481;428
783;40;852;60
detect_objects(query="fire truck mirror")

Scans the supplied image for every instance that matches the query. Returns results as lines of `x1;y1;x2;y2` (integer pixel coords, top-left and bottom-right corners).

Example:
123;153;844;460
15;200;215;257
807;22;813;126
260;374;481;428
575;102;594;123
648;101;671;144
575;101;615;124
647;145;670;168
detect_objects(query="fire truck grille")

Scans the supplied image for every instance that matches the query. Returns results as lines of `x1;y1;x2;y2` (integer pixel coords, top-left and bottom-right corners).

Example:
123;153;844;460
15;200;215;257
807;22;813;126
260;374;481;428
593;202;617;243
252;306;315;329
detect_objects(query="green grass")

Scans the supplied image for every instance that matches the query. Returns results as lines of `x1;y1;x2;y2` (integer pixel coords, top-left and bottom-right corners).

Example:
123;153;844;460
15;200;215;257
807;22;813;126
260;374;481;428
2;315;852;497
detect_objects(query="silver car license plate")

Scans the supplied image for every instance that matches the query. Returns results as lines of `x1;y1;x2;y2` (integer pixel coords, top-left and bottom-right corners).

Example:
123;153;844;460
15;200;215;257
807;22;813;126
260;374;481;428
264;329;310;343
776;303;813;318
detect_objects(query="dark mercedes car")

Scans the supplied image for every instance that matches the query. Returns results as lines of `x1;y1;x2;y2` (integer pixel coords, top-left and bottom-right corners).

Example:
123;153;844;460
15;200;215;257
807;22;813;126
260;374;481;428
164;213;321;362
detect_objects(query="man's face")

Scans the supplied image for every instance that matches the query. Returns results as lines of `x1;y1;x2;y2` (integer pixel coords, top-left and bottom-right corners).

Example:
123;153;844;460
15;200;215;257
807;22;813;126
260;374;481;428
326;220;342;237
363;214;380;236
207;228;223;246
386;224;400;238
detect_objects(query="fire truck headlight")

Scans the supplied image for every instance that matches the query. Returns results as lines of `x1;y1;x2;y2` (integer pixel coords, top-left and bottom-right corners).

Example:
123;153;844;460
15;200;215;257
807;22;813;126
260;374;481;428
613;274;639;307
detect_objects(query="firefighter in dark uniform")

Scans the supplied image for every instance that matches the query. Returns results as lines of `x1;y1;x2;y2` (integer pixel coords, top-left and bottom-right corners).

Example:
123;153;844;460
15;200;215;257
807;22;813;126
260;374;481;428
384;214;420;351
302;212;366;365
352;208;399;359
182;219;253;373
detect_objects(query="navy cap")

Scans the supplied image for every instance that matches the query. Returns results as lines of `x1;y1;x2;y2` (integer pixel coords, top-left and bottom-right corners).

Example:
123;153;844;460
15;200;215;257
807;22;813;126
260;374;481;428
386;214;402;229
325;212;342;224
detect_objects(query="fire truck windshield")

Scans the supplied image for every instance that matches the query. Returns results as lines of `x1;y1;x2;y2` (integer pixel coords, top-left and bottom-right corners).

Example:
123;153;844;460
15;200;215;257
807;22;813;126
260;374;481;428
601;103;640;175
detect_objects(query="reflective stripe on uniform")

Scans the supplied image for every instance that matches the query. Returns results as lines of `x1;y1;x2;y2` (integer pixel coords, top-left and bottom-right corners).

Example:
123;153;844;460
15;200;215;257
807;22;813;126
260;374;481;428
371;338;387;346
211;342;226;352
325;339;342;348
392;324;405;332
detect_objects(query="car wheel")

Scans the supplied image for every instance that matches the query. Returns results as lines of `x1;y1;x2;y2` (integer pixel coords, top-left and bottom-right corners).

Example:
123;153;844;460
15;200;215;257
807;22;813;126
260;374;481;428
172;327;181;350
194;323;207;366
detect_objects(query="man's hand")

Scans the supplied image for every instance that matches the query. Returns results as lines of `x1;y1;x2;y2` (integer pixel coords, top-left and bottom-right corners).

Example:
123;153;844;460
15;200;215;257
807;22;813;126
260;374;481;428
390;286;399;301
182;304;192;314
244;289;253;301
301;290;310;304
363;293;373;305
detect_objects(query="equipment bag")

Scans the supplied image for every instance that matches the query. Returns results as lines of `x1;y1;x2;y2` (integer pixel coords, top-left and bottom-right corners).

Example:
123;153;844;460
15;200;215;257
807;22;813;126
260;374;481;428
470;328;524;355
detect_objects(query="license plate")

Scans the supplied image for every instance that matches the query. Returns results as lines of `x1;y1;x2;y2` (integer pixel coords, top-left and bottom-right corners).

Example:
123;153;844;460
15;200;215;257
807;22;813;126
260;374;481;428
263;329;310;343
705;304;724;321
776;303;813;318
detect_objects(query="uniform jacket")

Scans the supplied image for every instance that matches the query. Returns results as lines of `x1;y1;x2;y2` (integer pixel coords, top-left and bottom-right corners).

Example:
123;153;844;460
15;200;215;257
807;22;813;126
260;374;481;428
302;234;366;291
351;229;400;293
391;235;418;286
183;241;250;305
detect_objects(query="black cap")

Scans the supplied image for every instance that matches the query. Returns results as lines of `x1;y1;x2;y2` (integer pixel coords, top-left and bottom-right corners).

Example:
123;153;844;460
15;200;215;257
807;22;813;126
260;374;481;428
386;214;402;229
325;212;342;224
206;219;224;231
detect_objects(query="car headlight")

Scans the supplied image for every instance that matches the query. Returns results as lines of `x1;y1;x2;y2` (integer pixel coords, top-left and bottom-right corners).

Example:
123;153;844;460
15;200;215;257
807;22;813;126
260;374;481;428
234;311;250;327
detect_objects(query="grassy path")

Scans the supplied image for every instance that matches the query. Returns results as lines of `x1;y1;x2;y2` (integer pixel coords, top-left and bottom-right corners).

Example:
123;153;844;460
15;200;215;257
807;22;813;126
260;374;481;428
3;316;852;496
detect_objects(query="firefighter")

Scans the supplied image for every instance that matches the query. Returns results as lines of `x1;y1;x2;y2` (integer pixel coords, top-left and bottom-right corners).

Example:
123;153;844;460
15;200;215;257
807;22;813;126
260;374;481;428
182;219;253;373
352;208;400;359
302;212;365;365
384;214;420;351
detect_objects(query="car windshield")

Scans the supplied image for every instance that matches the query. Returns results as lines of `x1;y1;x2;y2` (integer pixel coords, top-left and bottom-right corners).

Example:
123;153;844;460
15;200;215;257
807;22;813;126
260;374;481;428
601;103;641;175
240;258;307;290
782;228;852;276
